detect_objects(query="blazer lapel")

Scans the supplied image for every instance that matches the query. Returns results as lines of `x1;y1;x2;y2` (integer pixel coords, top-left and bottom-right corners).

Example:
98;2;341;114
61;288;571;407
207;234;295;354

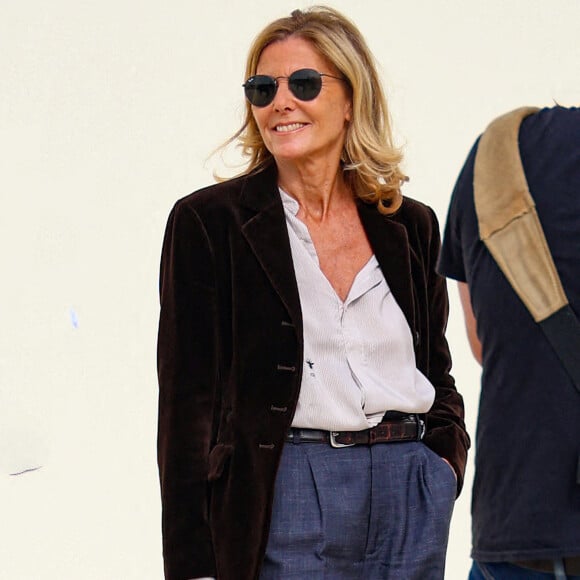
239;165;303;330
358;201;416;333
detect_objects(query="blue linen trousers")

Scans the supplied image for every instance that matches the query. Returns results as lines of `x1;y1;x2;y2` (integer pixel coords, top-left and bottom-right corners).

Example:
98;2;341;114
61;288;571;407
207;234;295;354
259;439;457;579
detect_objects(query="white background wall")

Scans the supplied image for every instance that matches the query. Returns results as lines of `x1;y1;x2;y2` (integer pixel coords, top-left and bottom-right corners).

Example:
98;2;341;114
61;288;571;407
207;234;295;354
1;1;578;578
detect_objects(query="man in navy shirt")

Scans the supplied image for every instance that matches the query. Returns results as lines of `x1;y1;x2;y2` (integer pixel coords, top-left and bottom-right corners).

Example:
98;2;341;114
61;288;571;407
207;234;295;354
438;106;580;579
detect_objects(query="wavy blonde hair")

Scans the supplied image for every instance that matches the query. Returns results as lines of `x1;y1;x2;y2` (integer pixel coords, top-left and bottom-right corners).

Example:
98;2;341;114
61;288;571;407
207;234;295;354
225;6;406;214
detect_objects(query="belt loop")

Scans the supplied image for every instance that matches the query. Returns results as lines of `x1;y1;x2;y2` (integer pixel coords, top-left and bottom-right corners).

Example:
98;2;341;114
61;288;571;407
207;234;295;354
292;428;300;445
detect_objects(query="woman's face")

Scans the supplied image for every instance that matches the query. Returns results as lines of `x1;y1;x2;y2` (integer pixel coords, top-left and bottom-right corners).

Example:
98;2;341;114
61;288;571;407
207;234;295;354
251;36;352;169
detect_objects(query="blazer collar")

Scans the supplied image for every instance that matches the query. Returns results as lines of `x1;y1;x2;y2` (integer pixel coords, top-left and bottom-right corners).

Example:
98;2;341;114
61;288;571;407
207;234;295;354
357;201;416;333
239;161;279;213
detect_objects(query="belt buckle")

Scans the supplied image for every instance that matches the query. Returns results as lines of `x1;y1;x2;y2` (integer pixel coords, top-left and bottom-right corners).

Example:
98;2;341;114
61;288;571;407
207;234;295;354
329;431;356;448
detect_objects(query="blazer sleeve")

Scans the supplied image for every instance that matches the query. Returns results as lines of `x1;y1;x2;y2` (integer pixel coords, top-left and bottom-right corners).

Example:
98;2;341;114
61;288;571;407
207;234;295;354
157;200;219;580
422;207;470;496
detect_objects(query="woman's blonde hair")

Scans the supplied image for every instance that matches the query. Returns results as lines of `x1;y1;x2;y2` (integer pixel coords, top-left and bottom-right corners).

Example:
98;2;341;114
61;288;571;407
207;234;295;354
227;5;406;214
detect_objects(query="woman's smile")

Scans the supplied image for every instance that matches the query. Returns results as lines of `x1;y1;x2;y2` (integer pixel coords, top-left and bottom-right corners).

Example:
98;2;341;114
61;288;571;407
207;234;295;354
273;122;308;133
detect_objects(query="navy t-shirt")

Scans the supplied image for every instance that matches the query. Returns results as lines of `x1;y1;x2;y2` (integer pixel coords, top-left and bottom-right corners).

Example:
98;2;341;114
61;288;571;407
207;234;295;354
438;106;580;562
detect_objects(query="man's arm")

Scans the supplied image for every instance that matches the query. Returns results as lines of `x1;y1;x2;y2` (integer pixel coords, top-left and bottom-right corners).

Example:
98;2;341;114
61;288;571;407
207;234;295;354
457;281;482;365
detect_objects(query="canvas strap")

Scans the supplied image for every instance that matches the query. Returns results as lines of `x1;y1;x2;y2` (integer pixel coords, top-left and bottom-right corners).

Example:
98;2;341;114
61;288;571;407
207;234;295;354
474;106;580;394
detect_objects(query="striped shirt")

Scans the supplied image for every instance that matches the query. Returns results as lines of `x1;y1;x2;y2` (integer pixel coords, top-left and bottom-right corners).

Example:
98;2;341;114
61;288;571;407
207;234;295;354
280;189;435;431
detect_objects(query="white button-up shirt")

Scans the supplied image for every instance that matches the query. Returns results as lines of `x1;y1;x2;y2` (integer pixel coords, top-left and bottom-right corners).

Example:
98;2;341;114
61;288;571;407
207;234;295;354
281;189;435;432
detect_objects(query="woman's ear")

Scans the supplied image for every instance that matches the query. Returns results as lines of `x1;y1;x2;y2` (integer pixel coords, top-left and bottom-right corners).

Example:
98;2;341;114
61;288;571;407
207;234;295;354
344;101;352;123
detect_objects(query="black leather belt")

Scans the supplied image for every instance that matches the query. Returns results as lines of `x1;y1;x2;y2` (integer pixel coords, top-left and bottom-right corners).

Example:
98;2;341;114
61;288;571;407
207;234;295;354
286;414;425;448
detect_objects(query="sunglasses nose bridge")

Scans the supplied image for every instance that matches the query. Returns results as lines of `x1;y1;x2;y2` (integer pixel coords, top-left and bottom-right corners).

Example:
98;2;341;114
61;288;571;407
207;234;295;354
270;77;297;108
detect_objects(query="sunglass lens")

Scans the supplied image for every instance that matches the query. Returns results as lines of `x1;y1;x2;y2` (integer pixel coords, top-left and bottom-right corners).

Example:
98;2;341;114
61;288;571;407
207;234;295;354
289;69;322;101
244;75;276;107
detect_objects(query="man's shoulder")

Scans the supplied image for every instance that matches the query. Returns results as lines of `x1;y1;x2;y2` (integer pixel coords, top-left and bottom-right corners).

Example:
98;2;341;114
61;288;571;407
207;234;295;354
521;105;580;141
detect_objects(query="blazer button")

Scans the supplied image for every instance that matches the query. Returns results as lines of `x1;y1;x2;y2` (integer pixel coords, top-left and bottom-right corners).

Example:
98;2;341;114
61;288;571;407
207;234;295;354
276;364;296;372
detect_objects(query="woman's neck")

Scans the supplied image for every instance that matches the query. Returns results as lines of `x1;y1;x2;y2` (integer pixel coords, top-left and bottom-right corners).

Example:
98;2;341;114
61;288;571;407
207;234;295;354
277;160;352;222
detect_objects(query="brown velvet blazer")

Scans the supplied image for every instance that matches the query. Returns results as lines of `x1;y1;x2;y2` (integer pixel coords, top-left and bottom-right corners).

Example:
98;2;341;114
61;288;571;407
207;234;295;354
157;162;469;580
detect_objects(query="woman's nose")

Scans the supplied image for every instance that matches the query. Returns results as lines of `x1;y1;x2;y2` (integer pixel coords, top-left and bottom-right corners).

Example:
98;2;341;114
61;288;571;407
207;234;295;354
272;80;295;111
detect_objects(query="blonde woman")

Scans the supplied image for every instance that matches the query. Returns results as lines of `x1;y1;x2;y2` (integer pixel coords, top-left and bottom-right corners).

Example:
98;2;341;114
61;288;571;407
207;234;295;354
157;6;469;579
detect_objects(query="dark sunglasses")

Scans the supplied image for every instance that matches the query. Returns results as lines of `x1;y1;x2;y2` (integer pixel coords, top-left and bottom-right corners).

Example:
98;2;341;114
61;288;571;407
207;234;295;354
243;68;345;107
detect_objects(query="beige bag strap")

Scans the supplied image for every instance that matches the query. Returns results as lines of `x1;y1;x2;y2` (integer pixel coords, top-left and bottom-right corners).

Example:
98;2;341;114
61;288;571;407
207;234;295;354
473;106;568;322
474;106;580;394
